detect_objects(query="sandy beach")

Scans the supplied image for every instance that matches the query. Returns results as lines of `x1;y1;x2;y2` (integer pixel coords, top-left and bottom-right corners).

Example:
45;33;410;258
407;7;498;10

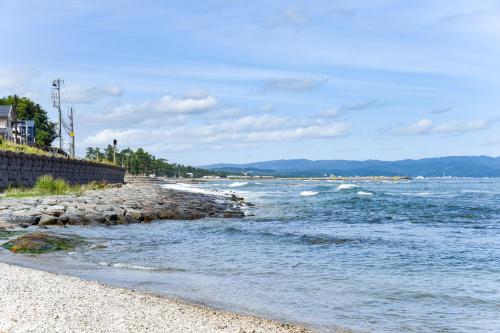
0;262;313;333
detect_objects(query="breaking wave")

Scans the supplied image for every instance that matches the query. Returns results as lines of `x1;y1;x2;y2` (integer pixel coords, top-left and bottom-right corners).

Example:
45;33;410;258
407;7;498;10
336;184;360;190
300;191;319;196
229;181;249;187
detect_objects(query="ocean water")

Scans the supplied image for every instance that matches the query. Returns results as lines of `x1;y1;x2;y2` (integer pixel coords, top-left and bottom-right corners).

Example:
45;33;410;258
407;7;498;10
2;178;500;332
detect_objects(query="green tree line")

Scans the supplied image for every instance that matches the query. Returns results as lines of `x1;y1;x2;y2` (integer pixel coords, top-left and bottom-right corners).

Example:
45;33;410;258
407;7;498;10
85;145;221;178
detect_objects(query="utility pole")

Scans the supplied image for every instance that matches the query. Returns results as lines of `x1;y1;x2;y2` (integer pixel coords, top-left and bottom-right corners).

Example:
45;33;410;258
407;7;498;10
51;79;64;150
69;107;75;158
12;95;18;143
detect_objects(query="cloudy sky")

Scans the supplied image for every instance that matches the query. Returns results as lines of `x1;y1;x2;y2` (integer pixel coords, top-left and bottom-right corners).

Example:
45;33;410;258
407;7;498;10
1;0;499;165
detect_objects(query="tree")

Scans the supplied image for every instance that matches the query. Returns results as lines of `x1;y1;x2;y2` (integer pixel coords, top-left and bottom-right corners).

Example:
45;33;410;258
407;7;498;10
0;95;57;148
104;144;114;162
85;146;222;178
85;147;105;161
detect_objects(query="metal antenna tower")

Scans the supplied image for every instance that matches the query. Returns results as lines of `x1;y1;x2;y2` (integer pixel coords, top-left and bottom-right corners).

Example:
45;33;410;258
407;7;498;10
51;79;64;150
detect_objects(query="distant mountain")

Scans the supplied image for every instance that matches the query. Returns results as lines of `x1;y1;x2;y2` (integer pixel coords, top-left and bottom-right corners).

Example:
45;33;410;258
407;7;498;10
201;156;500;177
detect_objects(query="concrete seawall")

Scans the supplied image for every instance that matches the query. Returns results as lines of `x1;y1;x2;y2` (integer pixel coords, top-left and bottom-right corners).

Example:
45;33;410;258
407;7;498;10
0;150;125;188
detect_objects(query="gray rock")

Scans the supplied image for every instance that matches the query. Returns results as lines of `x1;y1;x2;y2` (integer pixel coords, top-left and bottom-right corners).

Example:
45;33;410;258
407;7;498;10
44;205;66;217
39;214;62;226
223;210;245;218
9;215;41;225
83;214;106;225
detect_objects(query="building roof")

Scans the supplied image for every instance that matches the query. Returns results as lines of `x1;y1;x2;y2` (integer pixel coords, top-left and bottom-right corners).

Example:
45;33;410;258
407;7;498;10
0;105;12;118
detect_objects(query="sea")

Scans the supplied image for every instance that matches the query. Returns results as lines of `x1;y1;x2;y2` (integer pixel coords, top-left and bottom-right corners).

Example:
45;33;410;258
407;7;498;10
1;178;499;332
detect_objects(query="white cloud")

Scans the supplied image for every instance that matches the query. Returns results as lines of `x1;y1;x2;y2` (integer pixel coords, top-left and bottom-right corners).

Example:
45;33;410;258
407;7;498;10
0;67;40;94
90;92;218;124
84;128;142;146
150;94;217;113
393;119;434;135
284;8;308;26
430;106;453;114
203;107;243;119
218;114;289;132
260;102;275;113
182;89;210;99
84;115;349;149
432;120;488;133
243;123;349;141
393;118;489;135
262;7;308;31
317;100;386;119
261;77;327;93
338;100;386;112
317;108;342;119
65;85;123;103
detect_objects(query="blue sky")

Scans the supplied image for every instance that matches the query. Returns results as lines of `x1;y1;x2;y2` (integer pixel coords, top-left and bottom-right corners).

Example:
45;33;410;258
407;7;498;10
1;0;499;165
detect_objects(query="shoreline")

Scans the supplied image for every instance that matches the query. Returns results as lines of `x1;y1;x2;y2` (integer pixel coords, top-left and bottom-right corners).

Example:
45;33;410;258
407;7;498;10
0;179;354;333
0;176;246;229
0;262;316;333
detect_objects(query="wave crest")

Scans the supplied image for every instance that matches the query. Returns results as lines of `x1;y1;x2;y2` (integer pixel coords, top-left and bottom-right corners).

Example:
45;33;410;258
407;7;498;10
229;181;249;187
336;184;360;190
300;191;319;196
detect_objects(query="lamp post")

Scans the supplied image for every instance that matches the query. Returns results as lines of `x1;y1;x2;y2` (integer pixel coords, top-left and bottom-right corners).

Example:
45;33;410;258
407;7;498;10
113;139;117;164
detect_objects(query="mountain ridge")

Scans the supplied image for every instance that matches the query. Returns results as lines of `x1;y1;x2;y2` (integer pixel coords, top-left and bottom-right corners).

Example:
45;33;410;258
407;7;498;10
201;156;500;177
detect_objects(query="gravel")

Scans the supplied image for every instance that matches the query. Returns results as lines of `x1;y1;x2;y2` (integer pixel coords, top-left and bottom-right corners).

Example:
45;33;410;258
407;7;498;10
0;262;313;333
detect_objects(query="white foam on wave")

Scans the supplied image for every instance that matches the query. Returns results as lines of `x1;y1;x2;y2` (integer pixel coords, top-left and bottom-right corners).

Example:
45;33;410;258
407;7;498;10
357;191;374;196
162;182;262;202
336;184;360;190
228;181;248;187
461;189;487;194
400;192;433;197
98;262;165;272
163;183;224;197
300;191;319;196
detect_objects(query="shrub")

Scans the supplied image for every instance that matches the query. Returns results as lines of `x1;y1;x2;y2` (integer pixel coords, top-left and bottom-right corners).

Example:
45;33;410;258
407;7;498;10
4;176;110;198
35;175;69;195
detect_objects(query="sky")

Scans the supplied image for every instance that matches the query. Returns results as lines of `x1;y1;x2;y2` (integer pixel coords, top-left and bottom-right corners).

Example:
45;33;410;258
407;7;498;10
0;0;499;165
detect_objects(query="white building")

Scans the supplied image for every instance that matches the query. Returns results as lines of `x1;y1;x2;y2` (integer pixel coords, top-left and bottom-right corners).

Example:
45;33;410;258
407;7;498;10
0;105;13;140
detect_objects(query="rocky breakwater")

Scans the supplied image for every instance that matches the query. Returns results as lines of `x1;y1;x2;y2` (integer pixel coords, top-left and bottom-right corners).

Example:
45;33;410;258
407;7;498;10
0;183;246;229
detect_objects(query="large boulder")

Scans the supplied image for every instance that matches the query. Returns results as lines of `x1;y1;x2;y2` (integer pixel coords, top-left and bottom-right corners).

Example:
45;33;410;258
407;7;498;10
1;232;85;254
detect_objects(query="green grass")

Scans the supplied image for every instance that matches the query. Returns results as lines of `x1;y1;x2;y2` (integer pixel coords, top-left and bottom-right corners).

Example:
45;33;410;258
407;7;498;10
0;139;118;167
4;175;110;198
0;138;63;157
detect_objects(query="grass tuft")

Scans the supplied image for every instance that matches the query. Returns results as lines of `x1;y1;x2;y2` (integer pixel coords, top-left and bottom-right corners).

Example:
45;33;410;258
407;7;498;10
4;175;110;198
